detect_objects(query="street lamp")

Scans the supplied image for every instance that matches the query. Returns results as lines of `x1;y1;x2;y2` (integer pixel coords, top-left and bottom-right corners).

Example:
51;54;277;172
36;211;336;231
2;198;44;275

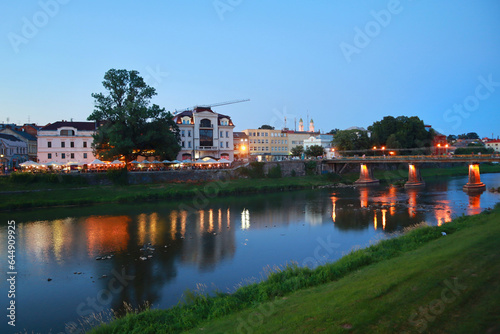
0;154;4;174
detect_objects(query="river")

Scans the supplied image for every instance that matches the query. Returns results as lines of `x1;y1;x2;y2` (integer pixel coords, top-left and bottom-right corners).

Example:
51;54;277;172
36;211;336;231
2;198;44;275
1;174;499;333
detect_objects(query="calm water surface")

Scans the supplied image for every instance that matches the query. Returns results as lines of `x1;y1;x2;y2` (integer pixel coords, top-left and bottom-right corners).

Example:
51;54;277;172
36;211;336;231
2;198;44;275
1;174;499;333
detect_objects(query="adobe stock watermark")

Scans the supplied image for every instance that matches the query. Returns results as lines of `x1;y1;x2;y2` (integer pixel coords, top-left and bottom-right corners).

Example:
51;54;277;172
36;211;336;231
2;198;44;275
443;74;499;130
143;65;169;87
7;0;71;54
407;276;467;333
268;106;297;131
213;0;243;21
58;268;135;334
339;0;404;63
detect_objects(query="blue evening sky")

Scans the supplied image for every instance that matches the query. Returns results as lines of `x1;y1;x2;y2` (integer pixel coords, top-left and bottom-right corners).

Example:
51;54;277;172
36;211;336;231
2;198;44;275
1;0;499;138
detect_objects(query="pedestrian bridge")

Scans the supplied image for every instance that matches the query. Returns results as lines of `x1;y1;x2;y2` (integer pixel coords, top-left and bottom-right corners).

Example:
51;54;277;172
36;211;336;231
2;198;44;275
323;154;500;192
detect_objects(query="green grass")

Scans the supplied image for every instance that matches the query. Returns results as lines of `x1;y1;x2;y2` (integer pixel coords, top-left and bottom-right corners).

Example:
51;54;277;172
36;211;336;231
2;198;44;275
1;164;499;211
87;204;500;334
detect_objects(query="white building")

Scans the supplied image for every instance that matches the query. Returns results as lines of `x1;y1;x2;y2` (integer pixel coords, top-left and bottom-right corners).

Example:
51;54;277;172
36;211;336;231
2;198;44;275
304;134;336;159
173;107;235;161
37;121;98;164
0;133;29;169
485;139;500;153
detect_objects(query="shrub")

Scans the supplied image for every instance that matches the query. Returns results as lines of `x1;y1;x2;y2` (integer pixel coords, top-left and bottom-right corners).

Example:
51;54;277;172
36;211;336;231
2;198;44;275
267;165;282;178
305;161;317;175
106;167;129;185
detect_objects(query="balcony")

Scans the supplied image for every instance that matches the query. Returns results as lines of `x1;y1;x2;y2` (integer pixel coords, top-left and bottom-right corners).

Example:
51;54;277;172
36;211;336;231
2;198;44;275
197;146;218;150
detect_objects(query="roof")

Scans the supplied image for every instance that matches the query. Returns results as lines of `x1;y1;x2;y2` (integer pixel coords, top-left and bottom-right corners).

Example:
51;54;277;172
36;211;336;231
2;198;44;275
0;128;36;141
174;107;234;125
41;121;97;131
233;132;248;138
486;139;500;143
0;133;22;142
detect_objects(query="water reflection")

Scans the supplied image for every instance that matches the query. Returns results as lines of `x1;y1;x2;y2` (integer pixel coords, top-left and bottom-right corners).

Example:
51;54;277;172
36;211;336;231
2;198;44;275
4;174;500;334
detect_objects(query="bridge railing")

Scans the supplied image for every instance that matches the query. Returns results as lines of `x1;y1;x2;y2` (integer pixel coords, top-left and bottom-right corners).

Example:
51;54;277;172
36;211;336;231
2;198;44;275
326;154;500;161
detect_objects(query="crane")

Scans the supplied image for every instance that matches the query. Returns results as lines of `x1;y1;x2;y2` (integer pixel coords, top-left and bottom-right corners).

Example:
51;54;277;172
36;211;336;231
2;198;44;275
174;99;250;115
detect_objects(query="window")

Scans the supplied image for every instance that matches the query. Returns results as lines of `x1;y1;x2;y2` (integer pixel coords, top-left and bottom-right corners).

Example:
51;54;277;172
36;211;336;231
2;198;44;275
266;139;269;144
48;142;52;148
48;153;52;159
61;153;66;159
200;119;212;128
265;133;268;137
83;141;87;148
83;153;87;159
199;129;213;147
226;142;229;148
181;130;185;137
188;130;191;137
60;129;75;136
220;131;223;138
188;141;192;148
226;131;229;138
70;142;74;148
220;142;224;148
61;142;65;148
71;153;75;159
182;141;185;148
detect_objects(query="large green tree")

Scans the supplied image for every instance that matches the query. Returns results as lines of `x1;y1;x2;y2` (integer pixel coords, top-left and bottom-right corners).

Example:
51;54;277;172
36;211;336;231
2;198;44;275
305;145;325;158
332;129;371;152
88;69;180;162
290;145;304;156
368;116;433;152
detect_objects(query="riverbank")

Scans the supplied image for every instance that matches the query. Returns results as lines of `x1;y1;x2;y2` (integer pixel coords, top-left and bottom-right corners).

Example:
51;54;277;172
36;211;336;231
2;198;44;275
87;203;500;333
1;164;499;211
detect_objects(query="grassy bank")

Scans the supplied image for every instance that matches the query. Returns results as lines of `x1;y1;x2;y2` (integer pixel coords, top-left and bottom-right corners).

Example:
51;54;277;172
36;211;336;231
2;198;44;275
88;204;500;334
1;164;499;211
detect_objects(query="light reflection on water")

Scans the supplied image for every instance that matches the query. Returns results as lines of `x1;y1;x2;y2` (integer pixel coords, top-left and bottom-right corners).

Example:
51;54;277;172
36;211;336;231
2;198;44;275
1;173;499;333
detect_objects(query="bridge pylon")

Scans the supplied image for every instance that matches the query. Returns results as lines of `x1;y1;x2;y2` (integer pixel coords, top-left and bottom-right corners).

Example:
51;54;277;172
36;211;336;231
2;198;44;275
463;163;486;192
354;164;379;186
405;163;425;188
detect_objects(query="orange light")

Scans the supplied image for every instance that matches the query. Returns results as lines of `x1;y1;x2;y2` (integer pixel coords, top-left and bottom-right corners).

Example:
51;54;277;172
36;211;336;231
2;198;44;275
382;146;385;150
437;144;441;147
373;146;377;150
241;145;246;151
389;151;395;155
445;144;449;148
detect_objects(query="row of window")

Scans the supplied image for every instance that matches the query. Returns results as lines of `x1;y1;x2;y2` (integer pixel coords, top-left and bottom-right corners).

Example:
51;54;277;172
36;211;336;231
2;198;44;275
180;130;231;138
0;147;28;155
250;146;287;152
47;153;88;159
249;139;288;144
47;141;88;148
181;141;231;149
249;132;287;137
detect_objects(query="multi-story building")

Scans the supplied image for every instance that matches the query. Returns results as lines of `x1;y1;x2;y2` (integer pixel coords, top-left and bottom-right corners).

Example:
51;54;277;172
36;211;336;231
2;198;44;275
485;139;500;153
173;107;235;161
242;128;290;160
0;127;38;161
233;132;248;160
303;134;334;151
0;133;29;170
37;121;98;164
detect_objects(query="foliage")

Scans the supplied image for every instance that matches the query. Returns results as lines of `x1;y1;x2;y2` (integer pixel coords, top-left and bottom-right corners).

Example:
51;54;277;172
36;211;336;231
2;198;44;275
332;129;371;152
304;145;325;158
454;147;494;155
368;116;433;151
267;164;282;178
290;145;304;156
258;124;275;130
238;161;266;179
106;167;129;185
327;128;339;135
458;132;480;139
304;160;317;175
88;69;180;162
7;172;87;185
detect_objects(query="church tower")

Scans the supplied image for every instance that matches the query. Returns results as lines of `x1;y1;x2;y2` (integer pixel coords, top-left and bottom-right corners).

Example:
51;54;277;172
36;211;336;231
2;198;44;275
299;118;304;132
309;119;315;132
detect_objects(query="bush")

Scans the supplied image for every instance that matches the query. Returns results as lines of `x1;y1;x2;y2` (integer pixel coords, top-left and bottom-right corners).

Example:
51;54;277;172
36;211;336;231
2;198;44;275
305;161;317;175
238;162;266;179
8;172;87;185
106;167;129;185
267;165;282;178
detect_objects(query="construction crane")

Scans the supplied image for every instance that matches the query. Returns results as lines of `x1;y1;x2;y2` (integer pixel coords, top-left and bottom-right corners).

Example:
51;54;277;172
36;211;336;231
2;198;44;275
174;99;250;115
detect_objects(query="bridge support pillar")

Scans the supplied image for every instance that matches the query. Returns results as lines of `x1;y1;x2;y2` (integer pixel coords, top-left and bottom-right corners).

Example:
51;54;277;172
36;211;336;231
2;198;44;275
463;163;486;192
405;164;425;188
354;164;379;186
